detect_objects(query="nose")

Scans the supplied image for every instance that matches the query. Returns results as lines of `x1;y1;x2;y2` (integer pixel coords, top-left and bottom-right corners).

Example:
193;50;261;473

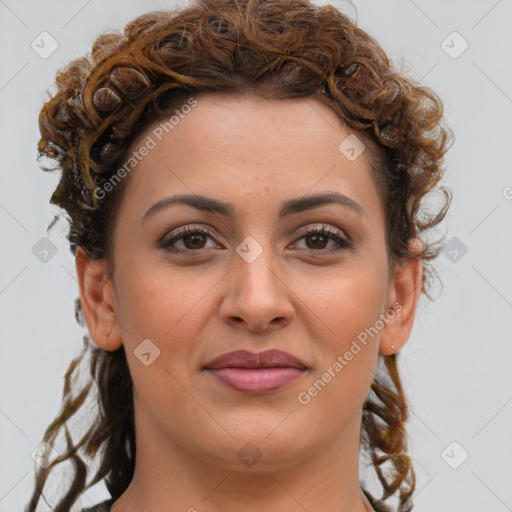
219;239;295;333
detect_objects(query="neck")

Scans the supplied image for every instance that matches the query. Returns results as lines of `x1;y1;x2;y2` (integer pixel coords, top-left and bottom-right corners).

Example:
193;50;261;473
111;402;376;512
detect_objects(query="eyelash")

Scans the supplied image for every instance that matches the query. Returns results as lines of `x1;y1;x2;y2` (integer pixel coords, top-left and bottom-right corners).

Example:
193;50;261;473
159;224;351;255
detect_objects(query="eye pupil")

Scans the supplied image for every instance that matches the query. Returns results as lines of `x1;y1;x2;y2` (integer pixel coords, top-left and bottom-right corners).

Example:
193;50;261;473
184;234;206;249
307;234;327;249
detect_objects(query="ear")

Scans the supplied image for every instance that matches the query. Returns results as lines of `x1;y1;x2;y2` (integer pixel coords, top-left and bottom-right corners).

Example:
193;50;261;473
379;238;423;355
75;246;123;351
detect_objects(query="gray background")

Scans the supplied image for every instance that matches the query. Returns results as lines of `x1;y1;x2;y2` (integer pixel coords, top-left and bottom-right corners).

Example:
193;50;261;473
1;0;511;511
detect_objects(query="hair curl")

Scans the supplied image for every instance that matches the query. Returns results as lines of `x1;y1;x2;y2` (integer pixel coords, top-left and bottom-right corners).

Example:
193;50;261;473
26;0;453;510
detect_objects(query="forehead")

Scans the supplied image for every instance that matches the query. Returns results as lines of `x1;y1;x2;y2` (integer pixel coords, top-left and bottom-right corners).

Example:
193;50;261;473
117;93;383;225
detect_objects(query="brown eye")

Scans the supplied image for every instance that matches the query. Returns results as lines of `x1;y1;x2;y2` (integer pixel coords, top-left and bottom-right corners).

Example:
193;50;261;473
160;224;351;256
304;232;329;250
181;232;208;250
160;225;219;253
293;226;351;254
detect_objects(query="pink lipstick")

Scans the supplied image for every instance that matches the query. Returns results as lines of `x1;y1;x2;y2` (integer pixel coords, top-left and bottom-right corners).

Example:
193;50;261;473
203;349;308;394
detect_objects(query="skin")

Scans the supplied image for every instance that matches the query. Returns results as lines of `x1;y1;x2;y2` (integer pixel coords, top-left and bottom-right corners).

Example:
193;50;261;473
76;92;422;512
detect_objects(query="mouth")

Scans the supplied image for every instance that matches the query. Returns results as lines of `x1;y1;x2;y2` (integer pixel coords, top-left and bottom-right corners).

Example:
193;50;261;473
203;349;309;394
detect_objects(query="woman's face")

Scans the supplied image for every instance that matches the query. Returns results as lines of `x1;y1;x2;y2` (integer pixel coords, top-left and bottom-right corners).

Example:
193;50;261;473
79;92;419;475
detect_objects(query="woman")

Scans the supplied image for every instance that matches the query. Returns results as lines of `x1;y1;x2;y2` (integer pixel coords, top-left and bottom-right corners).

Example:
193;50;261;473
26;0;453;511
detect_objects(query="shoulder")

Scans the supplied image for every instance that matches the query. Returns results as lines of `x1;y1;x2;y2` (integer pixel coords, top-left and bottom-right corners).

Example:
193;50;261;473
81;498;114;512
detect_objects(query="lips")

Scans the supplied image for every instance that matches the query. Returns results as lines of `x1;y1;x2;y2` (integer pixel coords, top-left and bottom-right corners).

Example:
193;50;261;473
203;349;309;394
204;349;308;370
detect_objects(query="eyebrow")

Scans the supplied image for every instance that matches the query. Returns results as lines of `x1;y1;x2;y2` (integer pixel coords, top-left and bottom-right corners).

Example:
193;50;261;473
142;191;367;224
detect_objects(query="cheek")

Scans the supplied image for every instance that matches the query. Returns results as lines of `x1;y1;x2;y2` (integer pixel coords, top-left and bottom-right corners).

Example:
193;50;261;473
114;269;211;411
304;264;388;341
113;262;222;397
299;266;387;400
115;264;210;342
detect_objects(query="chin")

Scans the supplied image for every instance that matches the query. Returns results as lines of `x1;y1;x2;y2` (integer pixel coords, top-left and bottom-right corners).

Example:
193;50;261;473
191;425;319;472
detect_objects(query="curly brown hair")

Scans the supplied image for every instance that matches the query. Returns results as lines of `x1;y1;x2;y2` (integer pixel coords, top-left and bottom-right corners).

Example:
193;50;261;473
26;0;453;511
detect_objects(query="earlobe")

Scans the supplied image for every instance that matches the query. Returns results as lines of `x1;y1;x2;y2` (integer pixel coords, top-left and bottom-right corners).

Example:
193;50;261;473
379;239;423;356
75;246;123;351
